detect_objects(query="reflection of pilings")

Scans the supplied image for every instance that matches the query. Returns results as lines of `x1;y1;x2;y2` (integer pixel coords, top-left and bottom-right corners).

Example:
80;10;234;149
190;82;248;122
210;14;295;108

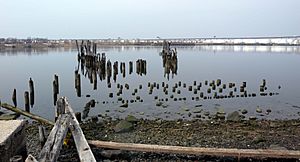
92;70;97;90
120;62;126;78
136;59;147;76
75;70;81;97
29;78;34;107
24;91;30;112
99;53;106;81
113;61;118;82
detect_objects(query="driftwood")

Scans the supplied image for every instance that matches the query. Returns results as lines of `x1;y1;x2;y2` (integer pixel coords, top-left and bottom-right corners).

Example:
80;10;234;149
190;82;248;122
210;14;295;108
0;103;54;125
39;114;70;162
61;97;96;162
88;140;300;159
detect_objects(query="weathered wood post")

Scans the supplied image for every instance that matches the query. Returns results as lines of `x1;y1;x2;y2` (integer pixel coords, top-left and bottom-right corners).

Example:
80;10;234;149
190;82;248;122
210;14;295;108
55;98;66;121
129;61;133;74
12;89;17;107
24;91;30;112
54;74;59;94
29;78;34;107
53;80;58;106
38;126;46;147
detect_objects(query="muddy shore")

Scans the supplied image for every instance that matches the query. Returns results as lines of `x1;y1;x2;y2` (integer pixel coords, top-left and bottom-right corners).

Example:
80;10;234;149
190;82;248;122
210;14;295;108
25;116;300;162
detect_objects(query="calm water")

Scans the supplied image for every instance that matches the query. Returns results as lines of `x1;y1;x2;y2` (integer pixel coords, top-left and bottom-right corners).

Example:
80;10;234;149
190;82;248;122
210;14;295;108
0;46;300;120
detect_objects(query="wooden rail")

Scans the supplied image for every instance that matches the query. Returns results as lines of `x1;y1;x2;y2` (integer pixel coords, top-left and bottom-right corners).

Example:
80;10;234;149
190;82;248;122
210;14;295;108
0;103;54;125
88;140;300;159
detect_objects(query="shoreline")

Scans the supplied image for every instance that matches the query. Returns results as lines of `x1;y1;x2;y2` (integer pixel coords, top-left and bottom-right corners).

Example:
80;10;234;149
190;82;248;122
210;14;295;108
26;117;300;161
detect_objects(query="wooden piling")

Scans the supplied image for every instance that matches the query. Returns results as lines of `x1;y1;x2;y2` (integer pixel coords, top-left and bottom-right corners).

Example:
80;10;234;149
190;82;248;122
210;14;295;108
24;91;30;112
54;75;59;94
12;89;17;107
29;78;34;107
53;81;58;105
129;61;133;74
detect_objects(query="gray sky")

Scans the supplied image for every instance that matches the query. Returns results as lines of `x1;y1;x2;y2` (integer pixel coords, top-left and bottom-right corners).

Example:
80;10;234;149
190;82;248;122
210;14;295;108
1;0;300;39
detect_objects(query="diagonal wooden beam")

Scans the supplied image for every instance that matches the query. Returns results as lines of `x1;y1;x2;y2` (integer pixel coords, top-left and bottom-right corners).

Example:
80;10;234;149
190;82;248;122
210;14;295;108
38;114;70;162
61;97;96;162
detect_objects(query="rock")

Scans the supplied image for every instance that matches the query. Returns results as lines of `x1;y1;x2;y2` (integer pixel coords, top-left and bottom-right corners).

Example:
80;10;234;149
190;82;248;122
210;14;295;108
156;119;162;125
114;120;133;133
195;104;202;107
0;113;19;120
216;107;225;115
100;150;123;158
90;99;96;107
120;103;128;108
86;94;91;97
249;116;257;120
91;116;98;122
162;104;168;108
193;109;202;113
125;115;138;123
216;113;225;120
118;109;125;113
227;111;242;122
204;111;210;116
256;107;262;113
269;144;287;150
183;107;190;111
195;114;202;118
156;102;163;107
241;109;248;114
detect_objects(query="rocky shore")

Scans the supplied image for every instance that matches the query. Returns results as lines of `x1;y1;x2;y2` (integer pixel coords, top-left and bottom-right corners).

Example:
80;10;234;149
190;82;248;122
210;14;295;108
25;116;300;162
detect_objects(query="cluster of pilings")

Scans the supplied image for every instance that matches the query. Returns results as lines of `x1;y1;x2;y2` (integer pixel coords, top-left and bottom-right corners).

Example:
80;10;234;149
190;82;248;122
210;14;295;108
11;78;35;112
161;41;178;80
76;40;148;91
136;59;147;76
162;50;177;80
98;79;280;109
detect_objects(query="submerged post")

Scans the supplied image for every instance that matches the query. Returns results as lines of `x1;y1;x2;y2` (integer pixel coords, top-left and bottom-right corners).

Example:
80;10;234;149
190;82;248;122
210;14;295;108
24;91;30;112
29;78;34;107
12;89;17;107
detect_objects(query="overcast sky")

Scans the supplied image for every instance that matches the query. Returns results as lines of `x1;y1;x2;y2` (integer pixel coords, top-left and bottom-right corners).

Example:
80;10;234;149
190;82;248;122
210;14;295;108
1;0;300;39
